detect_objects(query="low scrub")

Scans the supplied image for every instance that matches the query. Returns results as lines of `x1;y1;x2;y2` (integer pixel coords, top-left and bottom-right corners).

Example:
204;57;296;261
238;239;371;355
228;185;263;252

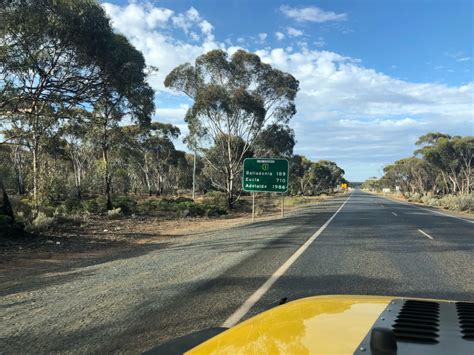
30;212;54;232
403;193;473;212
437;194;473;212
107;207;123;218
139;197;227;218
202;191;228;210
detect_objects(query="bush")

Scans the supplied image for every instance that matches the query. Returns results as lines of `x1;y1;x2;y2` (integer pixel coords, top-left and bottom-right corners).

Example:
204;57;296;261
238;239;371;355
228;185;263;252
107;207;123;218
203;204;227;217
420;195;438;207
83;198;101;214
437;194;474;212
64;197;83;213
138;197;227;218
41;206;56;218
175;196;194;203
112;195;137;215
202;191;228;210
30;212;54;231
10;197;34;223
407;193;422;202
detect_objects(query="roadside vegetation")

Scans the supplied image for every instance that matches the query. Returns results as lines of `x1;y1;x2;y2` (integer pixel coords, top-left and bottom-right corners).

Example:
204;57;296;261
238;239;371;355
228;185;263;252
0;0;347;239
362;133;473;213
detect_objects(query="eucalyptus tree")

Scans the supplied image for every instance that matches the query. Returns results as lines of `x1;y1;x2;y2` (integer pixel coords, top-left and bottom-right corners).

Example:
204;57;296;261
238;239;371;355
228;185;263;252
416;133;473;194
253;124;296;158
59;114;93;200
165;49;299;207
119;122;180;196
319;160;346;192
0;0;113;205
87;33;155;209
383;157;437;196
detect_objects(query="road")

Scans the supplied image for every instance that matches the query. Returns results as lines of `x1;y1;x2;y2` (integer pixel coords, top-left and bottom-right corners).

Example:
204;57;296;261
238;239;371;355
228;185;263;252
1;190;473;353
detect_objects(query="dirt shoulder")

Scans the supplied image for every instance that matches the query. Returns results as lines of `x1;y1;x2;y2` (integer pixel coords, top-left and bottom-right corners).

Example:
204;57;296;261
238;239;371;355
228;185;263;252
0;194;336;277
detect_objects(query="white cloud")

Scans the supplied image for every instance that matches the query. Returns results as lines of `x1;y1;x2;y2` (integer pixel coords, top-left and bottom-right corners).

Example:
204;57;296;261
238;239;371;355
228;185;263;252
258;32;267;41
102;2;221;91
255;47;473;179
339;117;421;128
287;27;304;37
281;5;347;23
457;57;471;62
275;31;285;40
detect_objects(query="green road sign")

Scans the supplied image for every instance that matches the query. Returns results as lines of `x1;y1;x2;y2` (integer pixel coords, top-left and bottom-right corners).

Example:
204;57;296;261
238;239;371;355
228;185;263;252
242;158;289;193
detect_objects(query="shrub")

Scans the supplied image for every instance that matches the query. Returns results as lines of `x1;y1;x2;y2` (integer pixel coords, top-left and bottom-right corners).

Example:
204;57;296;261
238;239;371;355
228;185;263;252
175;201;206;217
175;196;194;203
407;193;422;202
437;194;474;212
112;195;137;215
10;197;34;223
41;206;56;217
31;212;54;231
203;204;227;217
420;195;438;207
83;199;101;214
107;207;123;218
202;191;228;210
138;197;227;218
64;197;83;213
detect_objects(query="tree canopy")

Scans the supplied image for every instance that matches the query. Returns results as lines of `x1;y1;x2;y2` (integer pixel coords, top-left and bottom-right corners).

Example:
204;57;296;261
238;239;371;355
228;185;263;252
165;49;299;206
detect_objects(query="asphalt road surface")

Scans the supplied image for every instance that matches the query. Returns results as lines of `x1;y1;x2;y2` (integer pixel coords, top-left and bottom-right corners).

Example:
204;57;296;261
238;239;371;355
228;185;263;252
1;190;473;353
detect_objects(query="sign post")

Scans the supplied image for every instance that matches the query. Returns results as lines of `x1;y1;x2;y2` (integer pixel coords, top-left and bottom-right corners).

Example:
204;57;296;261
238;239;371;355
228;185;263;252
242;158;289;221
281;194;284;218
252;192;255;222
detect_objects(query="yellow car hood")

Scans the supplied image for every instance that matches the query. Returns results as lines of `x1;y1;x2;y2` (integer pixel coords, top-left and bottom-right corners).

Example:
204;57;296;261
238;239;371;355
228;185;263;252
187;295;393;355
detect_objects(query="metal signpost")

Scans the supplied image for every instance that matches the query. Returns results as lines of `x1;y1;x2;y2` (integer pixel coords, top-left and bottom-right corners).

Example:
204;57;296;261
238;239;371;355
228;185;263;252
242;158;289;221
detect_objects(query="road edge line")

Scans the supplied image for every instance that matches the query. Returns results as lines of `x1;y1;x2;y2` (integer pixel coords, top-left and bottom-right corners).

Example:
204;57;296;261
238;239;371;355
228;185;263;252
222;194;351;328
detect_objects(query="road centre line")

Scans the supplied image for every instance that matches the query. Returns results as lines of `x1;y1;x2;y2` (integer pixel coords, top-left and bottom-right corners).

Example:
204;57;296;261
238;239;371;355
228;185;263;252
222;194;351;328
384;196;474;224
418;229;434;240
391;212;398;216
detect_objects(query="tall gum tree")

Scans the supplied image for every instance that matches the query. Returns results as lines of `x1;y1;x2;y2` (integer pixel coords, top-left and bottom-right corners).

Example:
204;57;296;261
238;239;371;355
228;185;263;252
0;0;114;207
165;49;299;207
89;33;155;210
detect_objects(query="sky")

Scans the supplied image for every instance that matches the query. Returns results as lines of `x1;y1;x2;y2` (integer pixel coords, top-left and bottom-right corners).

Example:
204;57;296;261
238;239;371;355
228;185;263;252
100;0;473;181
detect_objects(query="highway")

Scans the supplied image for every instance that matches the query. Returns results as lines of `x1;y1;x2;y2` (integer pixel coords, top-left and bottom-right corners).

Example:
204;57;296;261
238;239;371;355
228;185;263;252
1;190;473;353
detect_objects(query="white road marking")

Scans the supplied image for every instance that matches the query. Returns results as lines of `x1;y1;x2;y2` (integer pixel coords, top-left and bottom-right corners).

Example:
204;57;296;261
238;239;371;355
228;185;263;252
222;195;352;328
391;212;398;217
418;229;434;240
385;196;474;224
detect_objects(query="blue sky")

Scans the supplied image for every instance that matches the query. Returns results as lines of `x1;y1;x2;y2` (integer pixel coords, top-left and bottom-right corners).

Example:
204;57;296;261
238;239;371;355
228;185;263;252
101;0;473;181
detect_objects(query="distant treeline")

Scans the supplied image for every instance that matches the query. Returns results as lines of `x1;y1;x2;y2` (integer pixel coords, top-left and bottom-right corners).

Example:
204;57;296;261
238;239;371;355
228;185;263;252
363;133;473;211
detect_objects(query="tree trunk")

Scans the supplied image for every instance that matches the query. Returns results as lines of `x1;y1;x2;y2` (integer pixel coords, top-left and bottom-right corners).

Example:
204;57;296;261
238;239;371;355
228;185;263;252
102;144;113;210
0;177;14;222
32;138;39;206
143;154;152;196
17;172;25;195
192;150;196;200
